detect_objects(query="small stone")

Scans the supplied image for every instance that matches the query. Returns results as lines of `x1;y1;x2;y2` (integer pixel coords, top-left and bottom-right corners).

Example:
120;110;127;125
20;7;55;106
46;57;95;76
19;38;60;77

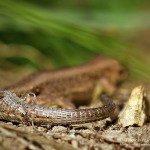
37;126;47;132
71;140;78;148
52;126;68;133
118;86;147;127
6;122;13;126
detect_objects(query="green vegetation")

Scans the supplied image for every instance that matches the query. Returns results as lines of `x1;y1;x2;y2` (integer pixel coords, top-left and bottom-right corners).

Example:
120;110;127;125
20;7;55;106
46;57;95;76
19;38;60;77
0;0;150;81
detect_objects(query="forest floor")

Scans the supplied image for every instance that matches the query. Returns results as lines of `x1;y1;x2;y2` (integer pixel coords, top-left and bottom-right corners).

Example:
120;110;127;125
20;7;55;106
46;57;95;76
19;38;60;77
0;66;150;150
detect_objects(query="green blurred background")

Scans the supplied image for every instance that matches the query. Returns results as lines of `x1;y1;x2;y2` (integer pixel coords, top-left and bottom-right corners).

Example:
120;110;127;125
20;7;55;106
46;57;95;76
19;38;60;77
0;0;150;85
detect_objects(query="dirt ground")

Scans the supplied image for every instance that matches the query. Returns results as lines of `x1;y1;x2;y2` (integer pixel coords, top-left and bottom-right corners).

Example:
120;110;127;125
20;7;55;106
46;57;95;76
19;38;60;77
0;117;150;150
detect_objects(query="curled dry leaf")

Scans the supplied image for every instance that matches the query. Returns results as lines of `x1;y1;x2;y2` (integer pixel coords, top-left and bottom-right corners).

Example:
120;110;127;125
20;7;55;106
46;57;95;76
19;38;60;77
118;86;147;127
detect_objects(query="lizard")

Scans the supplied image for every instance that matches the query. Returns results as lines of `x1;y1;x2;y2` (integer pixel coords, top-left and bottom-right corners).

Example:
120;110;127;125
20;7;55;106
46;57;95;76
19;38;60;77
0;55;127;125
2;55;127;109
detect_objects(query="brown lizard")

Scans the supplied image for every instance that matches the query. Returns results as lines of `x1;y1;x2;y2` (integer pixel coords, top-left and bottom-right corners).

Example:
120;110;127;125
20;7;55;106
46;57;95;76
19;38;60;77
0;91;116;125
3;55;127;109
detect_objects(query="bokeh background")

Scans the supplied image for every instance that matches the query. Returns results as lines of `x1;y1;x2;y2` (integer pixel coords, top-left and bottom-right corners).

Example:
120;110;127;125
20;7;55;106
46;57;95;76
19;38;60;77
0;0;150;86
